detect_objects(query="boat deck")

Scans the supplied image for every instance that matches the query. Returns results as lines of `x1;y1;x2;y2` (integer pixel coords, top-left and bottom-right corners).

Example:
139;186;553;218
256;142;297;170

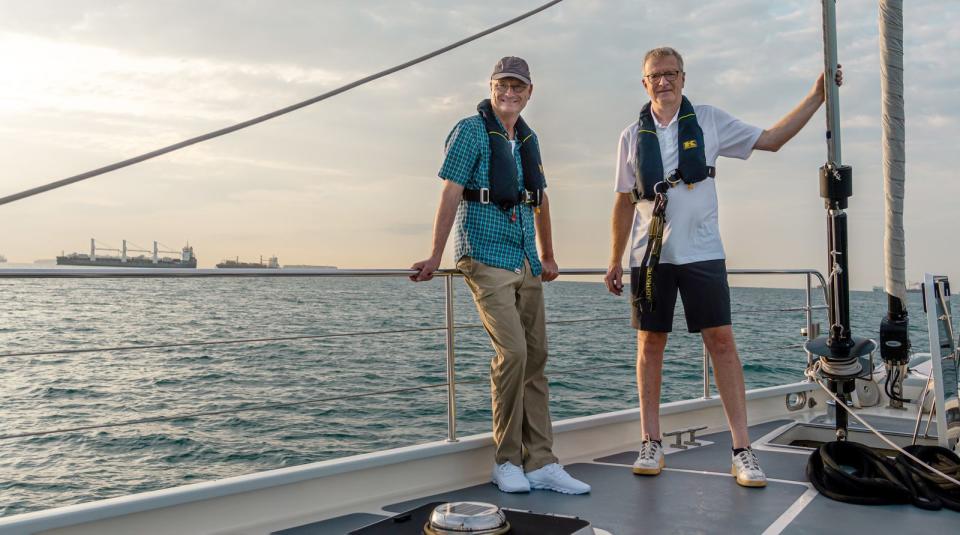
280;420;959;535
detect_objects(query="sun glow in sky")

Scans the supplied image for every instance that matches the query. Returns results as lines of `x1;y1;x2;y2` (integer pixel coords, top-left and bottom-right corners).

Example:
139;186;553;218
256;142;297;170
0;0;957;288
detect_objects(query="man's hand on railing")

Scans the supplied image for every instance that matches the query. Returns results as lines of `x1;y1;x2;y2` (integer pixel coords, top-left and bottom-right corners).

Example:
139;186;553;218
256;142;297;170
410;256;441;282
604;264;624;296
541;257;559;282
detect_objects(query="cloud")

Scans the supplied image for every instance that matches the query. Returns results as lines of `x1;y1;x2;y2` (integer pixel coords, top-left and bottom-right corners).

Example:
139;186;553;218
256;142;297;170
0;0;956;286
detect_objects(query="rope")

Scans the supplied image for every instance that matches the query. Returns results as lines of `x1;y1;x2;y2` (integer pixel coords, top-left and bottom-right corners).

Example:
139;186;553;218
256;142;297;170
806;361;960;488
0;0;565;208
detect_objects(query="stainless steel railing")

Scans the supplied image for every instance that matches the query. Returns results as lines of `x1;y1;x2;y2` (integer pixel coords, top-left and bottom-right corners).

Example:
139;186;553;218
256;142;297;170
0;266;828;442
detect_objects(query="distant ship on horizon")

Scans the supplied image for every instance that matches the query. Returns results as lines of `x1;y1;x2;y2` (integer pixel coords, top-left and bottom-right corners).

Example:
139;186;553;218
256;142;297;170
0;254;6;263
872;282;922;293
283;264;337;269
57;239;197;268
216;255;280;269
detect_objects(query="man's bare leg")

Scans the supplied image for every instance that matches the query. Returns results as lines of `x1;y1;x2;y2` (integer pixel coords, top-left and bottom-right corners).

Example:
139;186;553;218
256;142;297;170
637;330;668;441
701;325;750;449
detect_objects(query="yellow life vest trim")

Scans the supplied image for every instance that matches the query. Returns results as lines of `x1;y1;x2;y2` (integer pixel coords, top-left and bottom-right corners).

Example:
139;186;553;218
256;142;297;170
639;129;657;135
488;131;510;141
678;113;696;121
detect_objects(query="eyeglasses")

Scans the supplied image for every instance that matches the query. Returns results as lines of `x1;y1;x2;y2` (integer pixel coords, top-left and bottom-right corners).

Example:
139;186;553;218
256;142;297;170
493;81;529;94
644;70;681;83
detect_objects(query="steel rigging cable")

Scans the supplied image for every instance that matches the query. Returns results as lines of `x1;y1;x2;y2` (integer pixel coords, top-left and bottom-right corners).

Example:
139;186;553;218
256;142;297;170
0;0;564;208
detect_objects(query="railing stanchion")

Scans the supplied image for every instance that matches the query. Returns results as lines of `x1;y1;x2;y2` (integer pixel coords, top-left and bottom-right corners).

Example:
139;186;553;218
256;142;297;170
444;274;458;442
703;344;712;399
805;272;814;371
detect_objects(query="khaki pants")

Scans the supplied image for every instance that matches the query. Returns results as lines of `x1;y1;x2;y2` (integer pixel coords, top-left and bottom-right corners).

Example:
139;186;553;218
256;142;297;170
457;257;557;471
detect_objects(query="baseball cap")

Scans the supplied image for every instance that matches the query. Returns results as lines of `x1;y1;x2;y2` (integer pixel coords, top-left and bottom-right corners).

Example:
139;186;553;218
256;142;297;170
491;56;531;85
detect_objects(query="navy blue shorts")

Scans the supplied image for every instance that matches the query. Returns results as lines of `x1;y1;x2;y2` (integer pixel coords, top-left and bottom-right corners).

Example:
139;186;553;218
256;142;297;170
630;259;731;333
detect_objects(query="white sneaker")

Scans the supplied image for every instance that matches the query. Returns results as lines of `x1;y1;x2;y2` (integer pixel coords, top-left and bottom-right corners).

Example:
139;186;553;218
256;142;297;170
731;448;767;488
491;462;530;493
632;440;664;475
525;463;591;494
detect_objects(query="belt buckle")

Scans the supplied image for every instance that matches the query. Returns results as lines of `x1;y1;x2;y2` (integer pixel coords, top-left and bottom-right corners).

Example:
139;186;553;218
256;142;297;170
521;190;532;204
480;188;490;204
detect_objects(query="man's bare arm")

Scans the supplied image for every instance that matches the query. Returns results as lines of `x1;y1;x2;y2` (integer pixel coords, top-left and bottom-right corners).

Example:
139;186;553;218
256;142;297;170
410;180;464;281
603;192;635;295
534;192;559;282
754;68;843;152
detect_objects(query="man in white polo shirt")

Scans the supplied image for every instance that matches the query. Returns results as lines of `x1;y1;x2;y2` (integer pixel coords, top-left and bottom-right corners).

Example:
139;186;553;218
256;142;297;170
604;46;841;487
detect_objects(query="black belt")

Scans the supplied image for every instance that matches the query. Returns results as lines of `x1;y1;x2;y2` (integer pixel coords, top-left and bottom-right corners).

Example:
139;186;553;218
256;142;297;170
631;166;716;203
463;188;541;206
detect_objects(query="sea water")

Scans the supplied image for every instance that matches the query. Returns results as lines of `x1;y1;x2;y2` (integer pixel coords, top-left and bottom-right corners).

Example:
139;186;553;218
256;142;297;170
0;276;933;516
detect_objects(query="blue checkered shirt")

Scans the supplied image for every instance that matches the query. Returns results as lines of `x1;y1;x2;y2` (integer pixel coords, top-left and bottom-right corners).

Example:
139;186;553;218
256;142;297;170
439;115;544;276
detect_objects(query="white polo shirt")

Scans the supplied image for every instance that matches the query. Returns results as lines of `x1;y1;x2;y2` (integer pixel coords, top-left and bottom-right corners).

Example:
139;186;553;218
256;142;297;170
614;104;762;267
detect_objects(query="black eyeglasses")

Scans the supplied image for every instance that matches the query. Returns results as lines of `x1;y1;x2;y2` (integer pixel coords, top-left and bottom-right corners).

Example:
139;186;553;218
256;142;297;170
644;71;681;83
493;81;529;94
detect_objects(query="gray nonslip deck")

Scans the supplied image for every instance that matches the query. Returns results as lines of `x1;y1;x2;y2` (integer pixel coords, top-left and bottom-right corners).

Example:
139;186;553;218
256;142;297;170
782;495;959;534
594;419;809;482
383;463;806;534
282;421;958;535
270;513;386;535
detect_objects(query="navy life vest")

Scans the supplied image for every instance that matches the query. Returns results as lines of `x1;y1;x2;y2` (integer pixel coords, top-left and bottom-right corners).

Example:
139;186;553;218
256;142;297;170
465;99;545;211
632;96;714;201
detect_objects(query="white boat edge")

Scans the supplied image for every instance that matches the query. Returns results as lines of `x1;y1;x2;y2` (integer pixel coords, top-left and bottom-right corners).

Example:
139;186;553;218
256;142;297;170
0;381;824;535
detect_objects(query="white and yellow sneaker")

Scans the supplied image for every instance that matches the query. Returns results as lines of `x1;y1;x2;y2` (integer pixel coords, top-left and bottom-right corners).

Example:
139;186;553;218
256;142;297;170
731;448;767;488
632;440;665;476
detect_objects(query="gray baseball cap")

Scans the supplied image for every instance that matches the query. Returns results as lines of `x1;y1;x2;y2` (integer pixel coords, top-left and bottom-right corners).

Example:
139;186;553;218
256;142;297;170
491;56;531;85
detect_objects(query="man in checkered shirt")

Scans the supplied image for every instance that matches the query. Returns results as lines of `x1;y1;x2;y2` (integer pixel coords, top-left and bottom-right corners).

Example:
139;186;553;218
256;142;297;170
411;57;590;495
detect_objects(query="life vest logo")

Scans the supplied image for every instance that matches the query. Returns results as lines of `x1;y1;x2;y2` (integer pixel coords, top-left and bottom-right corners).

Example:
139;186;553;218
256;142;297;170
683;140;698;150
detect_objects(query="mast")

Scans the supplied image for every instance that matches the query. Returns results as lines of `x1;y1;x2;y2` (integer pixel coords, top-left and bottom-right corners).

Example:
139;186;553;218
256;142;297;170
878;0;911;408
806;0;874;441
822;0;842;164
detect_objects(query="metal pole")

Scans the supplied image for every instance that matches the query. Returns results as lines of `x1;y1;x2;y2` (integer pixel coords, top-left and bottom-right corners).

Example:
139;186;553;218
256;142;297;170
805;273;814;370
703;344;711;399
822;0;843;165
912;376;933;445
444;274;458;442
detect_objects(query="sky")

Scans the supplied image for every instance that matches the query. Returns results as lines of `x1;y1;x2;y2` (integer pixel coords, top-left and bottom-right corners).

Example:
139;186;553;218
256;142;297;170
0;0;957;289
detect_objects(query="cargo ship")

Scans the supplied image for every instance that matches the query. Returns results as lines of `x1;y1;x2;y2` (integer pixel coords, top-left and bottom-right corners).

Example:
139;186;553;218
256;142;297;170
57;239;197;268
216;255;279;269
